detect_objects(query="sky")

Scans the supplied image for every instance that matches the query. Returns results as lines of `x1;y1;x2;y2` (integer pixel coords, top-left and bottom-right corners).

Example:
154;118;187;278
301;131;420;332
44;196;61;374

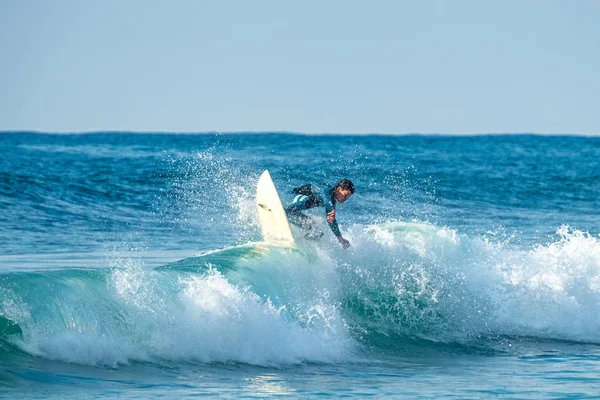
0;0;599;134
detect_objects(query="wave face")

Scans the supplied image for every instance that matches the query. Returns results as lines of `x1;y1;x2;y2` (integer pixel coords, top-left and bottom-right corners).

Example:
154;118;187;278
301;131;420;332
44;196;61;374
340;222;600;345
2;222;600;366
1;133;600;368
0;253;351;367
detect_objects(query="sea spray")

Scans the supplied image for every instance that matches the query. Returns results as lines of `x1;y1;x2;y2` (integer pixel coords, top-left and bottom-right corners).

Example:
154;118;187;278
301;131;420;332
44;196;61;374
340;221;600;345
490;226;600;340
0;249;353;366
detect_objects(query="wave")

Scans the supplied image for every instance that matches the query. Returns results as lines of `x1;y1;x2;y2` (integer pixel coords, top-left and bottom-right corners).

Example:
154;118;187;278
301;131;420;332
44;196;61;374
0;250;351;367
1;222;600;366
340;222;600;345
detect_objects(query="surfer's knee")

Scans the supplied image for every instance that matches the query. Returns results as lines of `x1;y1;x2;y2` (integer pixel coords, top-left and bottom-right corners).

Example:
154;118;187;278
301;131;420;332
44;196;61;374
287;211;308;227
304;228;324;240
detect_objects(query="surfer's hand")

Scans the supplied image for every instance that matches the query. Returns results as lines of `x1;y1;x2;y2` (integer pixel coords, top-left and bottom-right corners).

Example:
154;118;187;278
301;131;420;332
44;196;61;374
327;209;336;223
338;236;350;249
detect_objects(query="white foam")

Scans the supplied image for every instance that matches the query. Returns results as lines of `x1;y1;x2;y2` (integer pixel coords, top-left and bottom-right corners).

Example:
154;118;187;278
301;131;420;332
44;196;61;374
7;252;352;367
163;268;349;365
6;221;600;366
347;221;600;343
490;226;600;340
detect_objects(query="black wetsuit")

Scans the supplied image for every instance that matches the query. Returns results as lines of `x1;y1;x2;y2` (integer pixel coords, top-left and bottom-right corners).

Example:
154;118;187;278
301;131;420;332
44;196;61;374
285;184;342;238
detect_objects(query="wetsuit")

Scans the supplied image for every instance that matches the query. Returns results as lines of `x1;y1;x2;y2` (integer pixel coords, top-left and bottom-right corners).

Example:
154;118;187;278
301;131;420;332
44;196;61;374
285;184;342;239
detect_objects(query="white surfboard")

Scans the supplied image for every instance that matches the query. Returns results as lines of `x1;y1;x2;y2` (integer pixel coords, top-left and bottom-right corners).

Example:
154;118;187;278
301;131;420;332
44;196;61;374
256;170;295;247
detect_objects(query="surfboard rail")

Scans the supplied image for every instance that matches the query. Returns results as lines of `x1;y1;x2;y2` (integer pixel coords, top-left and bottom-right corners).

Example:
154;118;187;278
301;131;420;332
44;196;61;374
256;170;295;248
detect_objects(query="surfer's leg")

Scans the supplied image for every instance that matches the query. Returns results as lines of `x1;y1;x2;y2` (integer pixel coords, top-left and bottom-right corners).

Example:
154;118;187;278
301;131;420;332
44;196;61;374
304;227;324;240
285;209;311;228
285;195;323;240
285;209;323;240
285;195;310;227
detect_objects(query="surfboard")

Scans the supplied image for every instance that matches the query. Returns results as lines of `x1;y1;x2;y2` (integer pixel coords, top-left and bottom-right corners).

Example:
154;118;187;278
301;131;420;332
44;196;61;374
256;170;295;247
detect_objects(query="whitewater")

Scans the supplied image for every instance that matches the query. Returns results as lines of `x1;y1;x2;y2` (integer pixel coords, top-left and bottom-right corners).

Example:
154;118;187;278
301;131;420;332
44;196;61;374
1;132;599;398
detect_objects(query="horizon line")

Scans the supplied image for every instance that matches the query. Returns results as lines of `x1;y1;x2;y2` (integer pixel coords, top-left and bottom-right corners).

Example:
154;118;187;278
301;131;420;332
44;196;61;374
0;130;599;137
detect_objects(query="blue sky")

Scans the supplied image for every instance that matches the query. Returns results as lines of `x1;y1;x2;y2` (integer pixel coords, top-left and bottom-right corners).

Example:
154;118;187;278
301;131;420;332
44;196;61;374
1;0;599;134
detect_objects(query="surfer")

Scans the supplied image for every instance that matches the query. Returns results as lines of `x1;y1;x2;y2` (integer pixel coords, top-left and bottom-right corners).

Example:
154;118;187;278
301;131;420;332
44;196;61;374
285;179;354;248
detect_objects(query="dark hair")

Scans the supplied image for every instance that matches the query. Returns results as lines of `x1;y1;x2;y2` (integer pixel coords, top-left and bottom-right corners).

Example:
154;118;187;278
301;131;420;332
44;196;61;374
337;179;355;194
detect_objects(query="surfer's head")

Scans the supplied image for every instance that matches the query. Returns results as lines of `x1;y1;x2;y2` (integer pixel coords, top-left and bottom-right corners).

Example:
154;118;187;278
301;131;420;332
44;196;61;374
334;179;354;203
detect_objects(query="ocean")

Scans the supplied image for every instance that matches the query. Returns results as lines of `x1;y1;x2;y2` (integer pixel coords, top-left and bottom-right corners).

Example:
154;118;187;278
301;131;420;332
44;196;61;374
1;132;599;398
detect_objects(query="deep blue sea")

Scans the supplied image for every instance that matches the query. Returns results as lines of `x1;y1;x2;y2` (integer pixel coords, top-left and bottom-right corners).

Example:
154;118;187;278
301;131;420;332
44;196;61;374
1;132;600;398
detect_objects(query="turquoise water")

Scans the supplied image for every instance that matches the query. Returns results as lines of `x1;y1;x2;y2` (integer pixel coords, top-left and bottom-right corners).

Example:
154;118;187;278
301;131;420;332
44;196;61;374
1;132;600;398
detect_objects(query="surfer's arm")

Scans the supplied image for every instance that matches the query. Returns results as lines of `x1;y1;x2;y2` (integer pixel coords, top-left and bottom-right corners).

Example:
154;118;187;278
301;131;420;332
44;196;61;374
320;186;349;247
324;202;342;237
327;209;336;223
324;190;350;248
337;236;350;249
329;213;350;249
